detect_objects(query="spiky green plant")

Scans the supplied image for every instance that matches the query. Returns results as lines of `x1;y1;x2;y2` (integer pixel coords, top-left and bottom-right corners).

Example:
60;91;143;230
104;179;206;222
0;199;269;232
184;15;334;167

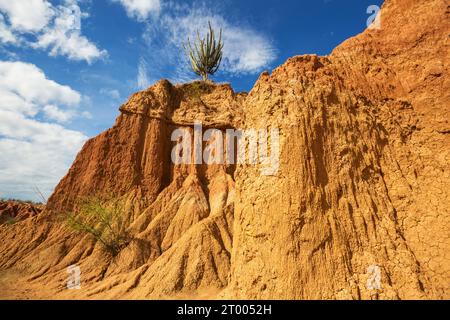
184;21;224;81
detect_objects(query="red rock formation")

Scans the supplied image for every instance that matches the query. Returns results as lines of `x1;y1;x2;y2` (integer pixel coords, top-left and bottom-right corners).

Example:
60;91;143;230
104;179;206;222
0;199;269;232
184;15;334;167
0;200;43;224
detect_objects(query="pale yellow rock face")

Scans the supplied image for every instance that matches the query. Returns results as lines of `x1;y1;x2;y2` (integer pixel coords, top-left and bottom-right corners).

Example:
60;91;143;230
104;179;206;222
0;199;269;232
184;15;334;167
228;0;449;299
0;0;448;300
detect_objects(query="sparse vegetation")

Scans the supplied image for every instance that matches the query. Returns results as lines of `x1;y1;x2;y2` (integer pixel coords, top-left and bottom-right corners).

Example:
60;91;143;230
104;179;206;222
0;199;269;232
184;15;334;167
66;197;131;256
0;216;18;226
184;21;224;81
181;81;213;101
5;216;17;226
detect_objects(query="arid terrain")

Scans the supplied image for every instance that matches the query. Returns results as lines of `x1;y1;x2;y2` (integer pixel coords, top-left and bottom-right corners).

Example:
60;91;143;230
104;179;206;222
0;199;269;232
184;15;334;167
0;0;449;300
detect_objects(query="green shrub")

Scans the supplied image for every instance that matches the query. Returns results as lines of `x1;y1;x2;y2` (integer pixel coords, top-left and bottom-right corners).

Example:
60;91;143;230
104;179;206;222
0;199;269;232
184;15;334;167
66;197;131;256
0;214;16;226
5;216;17;226
182;81;213;101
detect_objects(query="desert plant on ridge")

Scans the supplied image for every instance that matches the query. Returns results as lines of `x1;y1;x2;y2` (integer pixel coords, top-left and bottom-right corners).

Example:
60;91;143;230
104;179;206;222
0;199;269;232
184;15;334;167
66;197;131;256
183;21;224;81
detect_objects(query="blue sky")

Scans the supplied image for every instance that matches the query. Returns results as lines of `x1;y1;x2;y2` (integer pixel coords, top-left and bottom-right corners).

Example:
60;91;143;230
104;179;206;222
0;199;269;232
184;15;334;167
0;0;383;201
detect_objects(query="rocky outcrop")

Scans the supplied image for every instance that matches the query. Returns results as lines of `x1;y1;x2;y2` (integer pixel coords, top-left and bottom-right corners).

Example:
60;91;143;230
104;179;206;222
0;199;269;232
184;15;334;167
227;0;450;300
0;200;43;224
47;81;244;213
0;0;448;300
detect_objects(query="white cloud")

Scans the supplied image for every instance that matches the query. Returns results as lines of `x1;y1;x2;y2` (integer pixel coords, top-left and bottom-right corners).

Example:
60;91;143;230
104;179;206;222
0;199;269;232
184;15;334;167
222;27;276;73
100;88;121;100
112;0;161;21
0;61;80;117
142;4;276;82
0;110;85;146
81;110;92;119
43;104;75;123
0;112;87;201
0;14;17;44
33;0;107;63
137;58;151;89
0;0;53;32
0;61;88;201
0;0;106;63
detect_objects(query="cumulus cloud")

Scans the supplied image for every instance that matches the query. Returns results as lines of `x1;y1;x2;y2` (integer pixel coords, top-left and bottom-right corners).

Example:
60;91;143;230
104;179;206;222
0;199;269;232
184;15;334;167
140;3;276;83
0;61;80;116
0;0;106;63
43;104;75;123
0;113;87;201
112;0;161;21
0;61;88;201
33;0;107;63
0;0;53;32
